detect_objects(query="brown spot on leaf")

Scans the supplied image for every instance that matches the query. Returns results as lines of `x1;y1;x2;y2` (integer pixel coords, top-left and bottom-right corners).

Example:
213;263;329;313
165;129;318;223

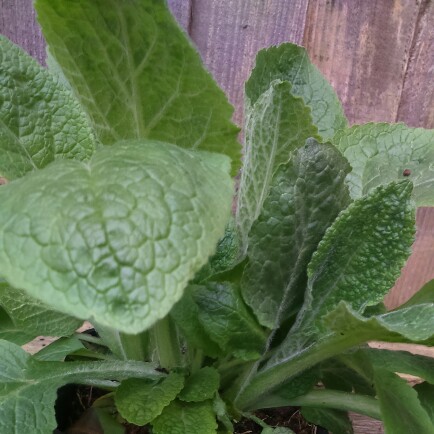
403;169;411;177
0;177;8;185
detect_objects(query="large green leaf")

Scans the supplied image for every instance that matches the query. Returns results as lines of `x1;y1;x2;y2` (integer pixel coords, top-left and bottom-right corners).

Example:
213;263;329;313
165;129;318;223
245;43;347;140
0;308;36;345
0;282;81;337
236;80;319;247
35;0;240;173
0;141;233;333
179;367;220;402
374;369;434;434
115;373;185;426
333;123;434;205
152;400;217;434
0;340;163;434
193;282;267;360
241;140;351;328
0;36;96;181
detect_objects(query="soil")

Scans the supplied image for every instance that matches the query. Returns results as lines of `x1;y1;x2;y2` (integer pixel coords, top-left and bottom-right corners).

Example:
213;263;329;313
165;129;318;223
55;385;325;434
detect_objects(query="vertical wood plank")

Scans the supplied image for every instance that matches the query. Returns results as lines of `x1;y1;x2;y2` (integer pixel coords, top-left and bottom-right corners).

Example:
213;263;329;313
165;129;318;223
167;0;192;31
189;0;309;125
0;0;45;64
396;0;434;128
303;0;421;125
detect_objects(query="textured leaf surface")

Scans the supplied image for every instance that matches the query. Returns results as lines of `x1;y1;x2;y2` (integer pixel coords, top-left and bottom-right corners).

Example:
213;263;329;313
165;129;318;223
245;43;347;140
242;140;351;328
267;182;414;368
236;80;319;247
333;123;434;205
193;282;267;360
33;336;85;361
301;407;353;434
179;367;220;402
374;369;434;434
0;141;233;333
0;36;95;181
152;400;217;434
0;282;81;337
0;309;35;345
415;383;434;424
35;0;240;173
0;340;163;434
115;373;184;426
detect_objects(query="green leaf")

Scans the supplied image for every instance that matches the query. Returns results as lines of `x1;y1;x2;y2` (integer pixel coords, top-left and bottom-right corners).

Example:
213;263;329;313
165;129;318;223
170;289;223;358
0;339;163;434
0;308;36;345
0;36;96;181
262;428;295;434
415;383;434;423
152;400;218;434
242;139;351;328
374;369;434;434
193;282;267;360
179;367;220;402
301;407;353;434
398;279;434;309
0;282;82;337
115;372;185;426
33;335;85;361
0;140;233;333
333;123;434;205
245;43;347;140
236;80;319;246
35;0;240;174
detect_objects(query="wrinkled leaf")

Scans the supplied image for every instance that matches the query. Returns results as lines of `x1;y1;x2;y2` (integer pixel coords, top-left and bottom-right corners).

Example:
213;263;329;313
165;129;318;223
152;400;217;434
374;369;434;434
245;43;347;140
193;282;267;360
242;140;351;328
179;367;220;402
333;123;434;205
0;282;81;337
0;36;95;181
0;141;233;333
237;80;319;246
0;340;163;434
36;0;240;173
115;373;185;426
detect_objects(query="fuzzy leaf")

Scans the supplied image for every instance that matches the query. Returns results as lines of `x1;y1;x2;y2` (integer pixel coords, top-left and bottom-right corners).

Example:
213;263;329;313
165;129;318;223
236;80;319;246
179;367;220;402
115;373;185;426
194;282;267;360
0;36;95;181
333;123;434;205
242;140;351;328
0;141;233;333
245;43;347;140
0;340;163;434
374;369;434;434
35;0;240;173
152;400;217;434
0;282;81;337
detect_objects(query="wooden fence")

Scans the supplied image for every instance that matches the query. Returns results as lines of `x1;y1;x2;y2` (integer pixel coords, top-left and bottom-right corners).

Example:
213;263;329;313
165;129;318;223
1;0;433;308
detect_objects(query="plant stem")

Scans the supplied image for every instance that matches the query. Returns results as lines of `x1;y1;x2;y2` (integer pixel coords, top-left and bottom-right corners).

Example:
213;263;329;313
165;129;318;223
255;389;381;420
151;316;182;369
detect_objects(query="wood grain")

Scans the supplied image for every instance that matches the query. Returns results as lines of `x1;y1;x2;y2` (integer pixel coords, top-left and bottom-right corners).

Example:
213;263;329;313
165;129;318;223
188;0;309;126
0;0;45;64
167;0;192;31
303;0;423;125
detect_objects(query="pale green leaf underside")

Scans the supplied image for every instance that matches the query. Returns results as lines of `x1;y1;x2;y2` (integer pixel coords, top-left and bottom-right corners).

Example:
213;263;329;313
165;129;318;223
236;80;319;247
179;367;220;402
35;0;240;174
152;400;217;434
115;373;185;426
0;339;163;434
333;123;434;205
242;140;351;328
245;43;347;140
269;182;415;365
0;36;95;181
374;369;434;434
0;282;82;337
0;140;233;333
